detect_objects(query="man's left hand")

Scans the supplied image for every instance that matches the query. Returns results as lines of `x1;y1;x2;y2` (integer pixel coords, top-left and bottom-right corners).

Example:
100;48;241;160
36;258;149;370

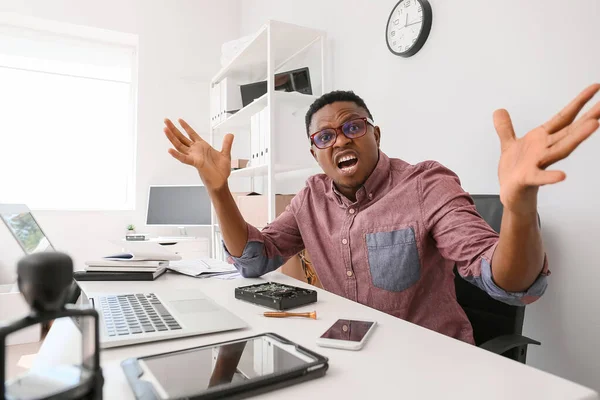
495;83;600;215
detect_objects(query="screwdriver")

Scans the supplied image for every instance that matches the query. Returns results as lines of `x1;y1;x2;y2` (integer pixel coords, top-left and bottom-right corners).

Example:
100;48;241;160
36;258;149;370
263;311;317;319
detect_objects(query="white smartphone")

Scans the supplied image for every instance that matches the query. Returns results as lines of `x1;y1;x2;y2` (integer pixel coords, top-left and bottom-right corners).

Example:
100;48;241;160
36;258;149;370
316;319;377;351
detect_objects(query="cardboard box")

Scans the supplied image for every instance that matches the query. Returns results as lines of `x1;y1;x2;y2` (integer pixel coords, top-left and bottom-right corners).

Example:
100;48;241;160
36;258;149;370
230;159;249;170
235;193;295;228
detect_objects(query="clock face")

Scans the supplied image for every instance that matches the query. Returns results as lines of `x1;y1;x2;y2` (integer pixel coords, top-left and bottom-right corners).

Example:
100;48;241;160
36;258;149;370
386;0;432;57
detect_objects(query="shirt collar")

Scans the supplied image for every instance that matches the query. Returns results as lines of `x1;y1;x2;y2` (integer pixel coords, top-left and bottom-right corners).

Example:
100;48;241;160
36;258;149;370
329;150;392;206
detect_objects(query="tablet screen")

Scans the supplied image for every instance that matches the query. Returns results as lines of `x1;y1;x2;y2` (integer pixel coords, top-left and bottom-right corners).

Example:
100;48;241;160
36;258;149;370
139;335;318;399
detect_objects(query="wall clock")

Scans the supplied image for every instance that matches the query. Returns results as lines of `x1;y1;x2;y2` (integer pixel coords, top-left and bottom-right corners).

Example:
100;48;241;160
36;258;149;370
386;0;433;57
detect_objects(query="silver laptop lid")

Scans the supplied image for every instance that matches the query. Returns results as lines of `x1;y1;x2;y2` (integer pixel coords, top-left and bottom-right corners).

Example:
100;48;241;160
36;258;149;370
0;204;55;255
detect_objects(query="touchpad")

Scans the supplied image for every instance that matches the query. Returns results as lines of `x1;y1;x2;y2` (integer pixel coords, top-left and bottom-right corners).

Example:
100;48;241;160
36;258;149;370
169;299;218;314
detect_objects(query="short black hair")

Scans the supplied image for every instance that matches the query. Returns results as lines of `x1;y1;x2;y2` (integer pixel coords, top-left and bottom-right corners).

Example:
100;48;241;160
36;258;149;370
305;90;373;136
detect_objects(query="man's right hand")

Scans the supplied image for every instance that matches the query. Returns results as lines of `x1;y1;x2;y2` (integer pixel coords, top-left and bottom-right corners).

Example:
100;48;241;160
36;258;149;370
164;118;234;191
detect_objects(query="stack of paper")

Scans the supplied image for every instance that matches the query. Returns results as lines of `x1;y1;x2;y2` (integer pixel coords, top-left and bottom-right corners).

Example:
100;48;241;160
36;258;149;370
84;248;183;279
167;258;239;279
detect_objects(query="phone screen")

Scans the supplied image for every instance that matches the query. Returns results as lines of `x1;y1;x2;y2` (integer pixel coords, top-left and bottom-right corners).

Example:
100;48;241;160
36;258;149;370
320;319;374;342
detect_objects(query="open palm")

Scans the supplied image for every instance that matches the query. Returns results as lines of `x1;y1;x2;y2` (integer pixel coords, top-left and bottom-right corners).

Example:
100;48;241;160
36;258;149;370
164;118;234;190
494;84;600;214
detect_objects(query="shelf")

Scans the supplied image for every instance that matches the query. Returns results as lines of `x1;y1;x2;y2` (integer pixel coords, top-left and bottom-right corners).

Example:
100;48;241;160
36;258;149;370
213;93;268;132
212;91;318;133
229;164;317;179
273;90;319;107
212;20;325;84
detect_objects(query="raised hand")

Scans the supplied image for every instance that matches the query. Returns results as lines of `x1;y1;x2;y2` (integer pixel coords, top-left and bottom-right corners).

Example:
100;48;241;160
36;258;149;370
164;118;234;191
494;84;600;215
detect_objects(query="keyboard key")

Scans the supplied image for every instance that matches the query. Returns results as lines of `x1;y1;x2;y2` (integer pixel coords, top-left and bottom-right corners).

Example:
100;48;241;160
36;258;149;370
153;304;172;317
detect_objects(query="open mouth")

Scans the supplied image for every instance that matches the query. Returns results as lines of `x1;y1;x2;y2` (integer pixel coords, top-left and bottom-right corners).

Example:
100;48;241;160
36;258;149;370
336;154;359;175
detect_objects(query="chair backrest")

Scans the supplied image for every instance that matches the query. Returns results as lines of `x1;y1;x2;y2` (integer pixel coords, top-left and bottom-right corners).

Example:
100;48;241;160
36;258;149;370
453;195;527;352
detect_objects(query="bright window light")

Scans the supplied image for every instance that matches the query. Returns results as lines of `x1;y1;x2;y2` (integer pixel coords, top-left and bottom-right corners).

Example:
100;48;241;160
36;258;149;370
0;19;138;210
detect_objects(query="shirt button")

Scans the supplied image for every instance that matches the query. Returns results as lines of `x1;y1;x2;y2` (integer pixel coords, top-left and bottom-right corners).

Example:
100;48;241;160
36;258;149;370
349;208;355;214
346;270;353;277
368;193;373;199
342;324;349;332
342;238;348;245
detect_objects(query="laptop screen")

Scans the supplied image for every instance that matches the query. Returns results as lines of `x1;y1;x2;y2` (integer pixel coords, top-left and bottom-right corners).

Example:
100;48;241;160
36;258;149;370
0;209;54;254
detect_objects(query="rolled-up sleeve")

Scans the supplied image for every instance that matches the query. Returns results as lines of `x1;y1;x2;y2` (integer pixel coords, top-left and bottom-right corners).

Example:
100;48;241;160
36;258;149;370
468;242;549;306
223;192;305;278
418;161;549;306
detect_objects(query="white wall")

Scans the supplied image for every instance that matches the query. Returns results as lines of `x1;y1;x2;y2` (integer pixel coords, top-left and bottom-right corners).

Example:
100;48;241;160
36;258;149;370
239;0;600;391
0;0;240;268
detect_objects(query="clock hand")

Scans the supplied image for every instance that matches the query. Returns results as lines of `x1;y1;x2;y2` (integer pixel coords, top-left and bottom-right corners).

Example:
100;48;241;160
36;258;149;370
406;19;423;27
405;13;408;27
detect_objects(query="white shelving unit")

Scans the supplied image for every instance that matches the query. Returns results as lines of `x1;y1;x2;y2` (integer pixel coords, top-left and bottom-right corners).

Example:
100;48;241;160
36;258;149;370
209;20;327;258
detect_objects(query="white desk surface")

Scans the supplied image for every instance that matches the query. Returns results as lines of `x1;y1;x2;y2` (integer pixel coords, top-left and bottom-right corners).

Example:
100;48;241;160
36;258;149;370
35;272;597;400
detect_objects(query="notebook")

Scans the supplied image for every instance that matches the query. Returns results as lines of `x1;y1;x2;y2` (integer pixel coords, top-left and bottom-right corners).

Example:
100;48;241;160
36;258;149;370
74;267;167;281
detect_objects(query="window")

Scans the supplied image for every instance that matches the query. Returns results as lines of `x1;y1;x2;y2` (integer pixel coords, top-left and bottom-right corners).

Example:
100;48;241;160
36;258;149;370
0;15;138;210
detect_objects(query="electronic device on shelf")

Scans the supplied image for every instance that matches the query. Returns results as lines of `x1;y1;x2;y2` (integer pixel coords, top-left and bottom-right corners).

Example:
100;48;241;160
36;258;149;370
240;67;312;107
234;282;317;311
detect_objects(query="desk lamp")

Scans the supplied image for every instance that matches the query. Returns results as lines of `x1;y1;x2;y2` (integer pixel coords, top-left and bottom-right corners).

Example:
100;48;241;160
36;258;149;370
0;252;103;399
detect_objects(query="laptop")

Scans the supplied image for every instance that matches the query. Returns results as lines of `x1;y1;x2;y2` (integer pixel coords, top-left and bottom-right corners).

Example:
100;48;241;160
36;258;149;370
0;204;248;348
0;204;55;255
86;289;248;348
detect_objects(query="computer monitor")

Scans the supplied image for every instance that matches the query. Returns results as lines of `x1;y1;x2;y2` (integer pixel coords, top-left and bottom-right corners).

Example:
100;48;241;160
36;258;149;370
146;185;212;232
0;204;55;255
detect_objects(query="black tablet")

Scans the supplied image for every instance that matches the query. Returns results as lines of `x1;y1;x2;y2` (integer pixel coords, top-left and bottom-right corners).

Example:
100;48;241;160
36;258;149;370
121;333;329;399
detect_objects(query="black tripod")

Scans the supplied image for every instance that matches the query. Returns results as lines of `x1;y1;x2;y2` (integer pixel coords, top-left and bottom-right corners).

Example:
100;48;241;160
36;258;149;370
0;252;103;399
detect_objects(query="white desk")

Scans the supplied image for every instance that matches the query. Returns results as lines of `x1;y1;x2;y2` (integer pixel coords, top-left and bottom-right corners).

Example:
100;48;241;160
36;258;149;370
35;272;597;400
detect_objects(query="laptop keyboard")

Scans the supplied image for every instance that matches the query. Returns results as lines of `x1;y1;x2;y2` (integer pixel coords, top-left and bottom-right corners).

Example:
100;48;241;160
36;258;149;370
98;293;181;337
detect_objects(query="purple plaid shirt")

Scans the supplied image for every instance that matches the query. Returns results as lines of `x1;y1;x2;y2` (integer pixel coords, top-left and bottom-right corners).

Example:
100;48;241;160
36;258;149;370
226;151;549;343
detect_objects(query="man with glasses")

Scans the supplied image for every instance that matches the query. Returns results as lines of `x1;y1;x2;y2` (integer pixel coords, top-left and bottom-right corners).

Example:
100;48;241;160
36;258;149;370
164;85;600;343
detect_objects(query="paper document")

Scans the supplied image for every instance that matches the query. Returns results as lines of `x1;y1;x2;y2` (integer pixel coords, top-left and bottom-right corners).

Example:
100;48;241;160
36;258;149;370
106;240;182;261
168;258;238;278
214;272;243;280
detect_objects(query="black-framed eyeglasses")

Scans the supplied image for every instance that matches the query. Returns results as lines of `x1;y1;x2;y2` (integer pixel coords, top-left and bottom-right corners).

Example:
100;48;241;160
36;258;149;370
309;117;375;149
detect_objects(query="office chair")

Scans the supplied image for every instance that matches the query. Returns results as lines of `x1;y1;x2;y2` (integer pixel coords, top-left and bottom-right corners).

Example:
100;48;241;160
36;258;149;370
454;194;541;363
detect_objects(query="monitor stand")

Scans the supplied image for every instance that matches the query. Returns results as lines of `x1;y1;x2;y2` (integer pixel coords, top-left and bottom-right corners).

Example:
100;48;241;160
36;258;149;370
156;227;197;242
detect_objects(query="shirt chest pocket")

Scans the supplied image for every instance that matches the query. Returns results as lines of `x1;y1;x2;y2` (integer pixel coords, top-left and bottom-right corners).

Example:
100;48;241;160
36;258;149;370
365;227;421;292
